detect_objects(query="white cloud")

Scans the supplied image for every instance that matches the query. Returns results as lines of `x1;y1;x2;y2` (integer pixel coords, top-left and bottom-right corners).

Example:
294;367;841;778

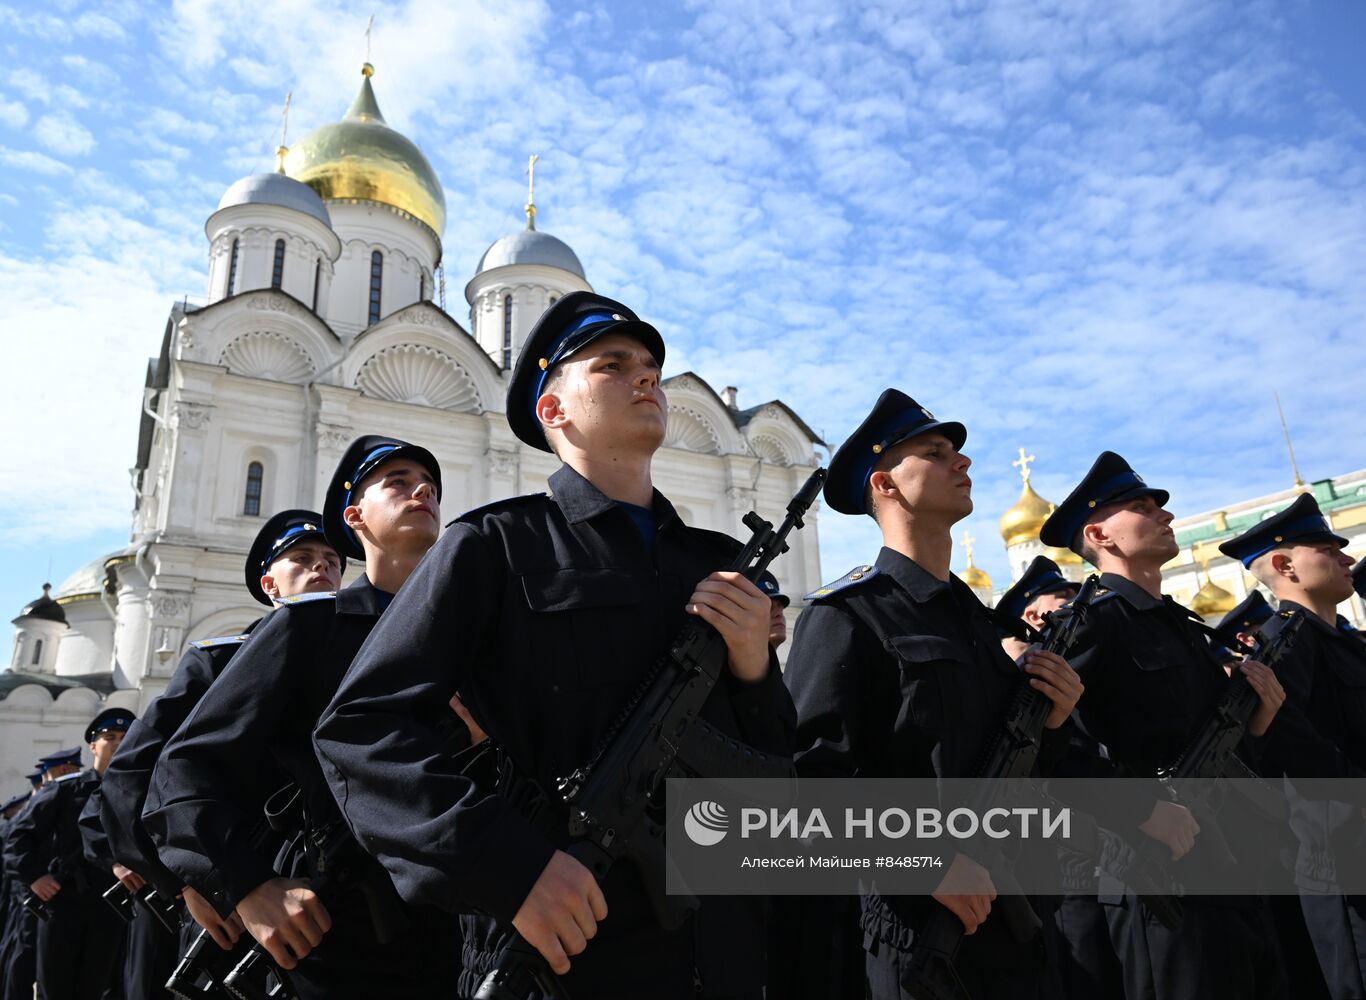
0;147;72;175
0;97;27;128
32;112;96;155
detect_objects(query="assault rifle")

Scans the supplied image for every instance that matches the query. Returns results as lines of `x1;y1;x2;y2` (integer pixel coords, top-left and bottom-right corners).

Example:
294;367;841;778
904;575;1182;1000
167;928;297;1000
476;468;825;1000
21;893;52;921
1126;609;1306;883
104;881;182;933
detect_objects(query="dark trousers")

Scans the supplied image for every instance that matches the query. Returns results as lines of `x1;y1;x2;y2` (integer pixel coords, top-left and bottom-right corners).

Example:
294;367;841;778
0;903;38;1000
123;905;177;1000
36;890;122;1000
1106;895;1285;1000
1301;893;1366;999
1052;893;1125;999
862;911;1045;1000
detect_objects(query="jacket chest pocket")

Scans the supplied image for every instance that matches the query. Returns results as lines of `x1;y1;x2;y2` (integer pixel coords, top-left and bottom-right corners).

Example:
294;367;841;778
883;635;973;736
520;567;650;693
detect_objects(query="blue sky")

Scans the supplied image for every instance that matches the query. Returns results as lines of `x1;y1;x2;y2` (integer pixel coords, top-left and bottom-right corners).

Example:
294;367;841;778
1;0;1365;622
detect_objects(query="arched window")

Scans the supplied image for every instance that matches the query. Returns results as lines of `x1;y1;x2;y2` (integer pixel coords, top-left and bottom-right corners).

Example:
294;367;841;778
243;461;264;516
311;260;321;312
271;239;286;289
420;273;426;301
31;639;43;666
227;238;240;295
502;295;513;370
368;251;383;325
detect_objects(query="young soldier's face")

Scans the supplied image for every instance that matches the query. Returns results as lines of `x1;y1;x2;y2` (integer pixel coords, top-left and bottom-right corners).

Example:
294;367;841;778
877;432;973;522
347;458;440;552
546;333;666;453
90;731;124;774
261;541;343;601
1281;542;1354;603
1022;588;1078;629
1090;495;1177;563
768;600;788;648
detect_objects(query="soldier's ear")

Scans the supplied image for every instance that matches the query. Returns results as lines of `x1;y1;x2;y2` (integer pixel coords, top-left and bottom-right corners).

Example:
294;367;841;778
342;503;366;532
1079;520;1109;554
536;391;568;433
1268;550;1296;580
868;469;899;508
260;574;280;600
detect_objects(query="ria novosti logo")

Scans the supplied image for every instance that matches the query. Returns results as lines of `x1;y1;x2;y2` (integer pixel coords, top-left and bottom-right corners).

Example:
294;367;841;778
684;801;730;846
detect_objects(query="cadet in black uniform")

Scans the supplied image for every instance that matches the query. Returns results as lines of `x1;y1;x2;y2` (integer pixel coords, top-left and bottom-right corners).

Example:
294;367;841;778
6;709;133;1000
314;292;795;1000
144;438;458;999
1;769;46;1000
1220;493;1366;997
781;389;1083;1000
0;791;30;1000
100;511;344;994
996;556;1079;663
1038;451;1288;1000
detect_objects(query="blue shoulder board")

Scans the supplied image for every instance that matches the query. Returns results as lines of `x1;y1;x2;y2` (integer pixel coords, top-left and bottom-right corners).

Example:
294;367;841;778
189;634;251;650
275;591;338;607
1087;589;1122;607
451;492;547;527
804;564;880;602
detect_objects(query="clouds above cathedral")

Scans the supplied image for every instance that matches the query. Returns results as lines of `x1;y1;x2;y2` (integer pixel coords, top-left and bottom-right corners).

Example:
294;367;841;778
0;0;1364;599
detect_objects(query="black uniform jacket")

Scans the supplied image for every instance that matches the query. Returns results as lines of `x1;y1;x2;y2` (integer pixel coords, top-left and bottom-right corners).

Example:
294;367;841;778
101;620;261;895
313;465;796;991
1260;603;1366;889
784;546;1065;948
77;783;114;871
5;771;113;896
144;579;387;916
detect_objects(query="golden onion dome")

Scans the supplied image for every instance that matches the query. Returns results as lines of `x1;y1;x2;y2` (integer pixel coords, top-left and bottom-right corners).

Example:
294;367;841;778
961;563;992;591
1000;478;1054;547
283;63;446;240
1190;576;1237;618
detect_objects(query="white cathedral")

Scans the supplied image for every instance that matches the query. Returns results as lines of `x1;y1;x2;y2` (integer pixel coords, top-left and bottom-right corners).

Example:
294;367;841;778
1;64;826;792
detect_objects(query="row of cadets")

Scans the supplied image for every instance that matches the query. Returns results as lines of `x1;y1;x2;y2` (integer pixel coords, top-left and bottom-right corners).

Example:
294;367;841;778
140;437;467;998
3;710;134;1000
97;509;346;995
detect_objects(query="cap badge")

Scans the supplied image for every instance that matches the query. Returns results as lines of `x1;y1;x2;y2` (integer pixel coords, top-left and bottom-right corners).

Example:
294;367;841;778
538;358;549;370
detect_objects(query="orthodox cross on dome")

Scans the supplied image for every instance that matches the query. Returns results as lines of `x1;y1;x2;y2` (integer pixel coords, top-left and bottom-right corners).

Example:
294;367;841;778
961;529;978;565
1274;391;1308;493
1013;447;1035;484
365;14;375;63
525;153;540;230
274;91;292;172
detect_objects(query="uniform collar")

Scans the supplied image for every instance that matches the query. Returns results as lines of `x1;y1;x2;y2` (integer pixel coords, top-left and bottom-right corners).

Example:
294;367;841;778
336;575;388;617
1274;599;1349;638
548;464;683;532
875;546;952;603
1098;571;1166;611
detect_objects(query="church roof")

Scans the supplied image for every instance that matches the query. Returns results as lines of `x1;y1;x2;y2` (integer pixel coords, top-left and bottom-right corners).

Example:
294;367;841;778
475;229;585;279
16;585;64;625
53;550;123;602
216;172;332;228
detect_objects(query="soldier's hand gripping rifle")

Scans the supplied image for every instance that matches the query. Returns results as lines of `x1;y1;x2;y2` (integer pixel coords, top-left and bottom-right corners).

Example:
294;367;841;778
1127;609;1306;881
902;574;1184;1000
476;468;826;1000
167;927;298;1000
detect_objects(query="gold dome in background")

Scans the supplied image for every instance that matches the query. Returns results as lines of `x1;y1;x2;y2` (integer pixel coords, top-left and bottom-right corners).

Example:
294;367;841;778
959;530;992;591
1190;572;1237;618
1000;479;1054;547
283;63;447;240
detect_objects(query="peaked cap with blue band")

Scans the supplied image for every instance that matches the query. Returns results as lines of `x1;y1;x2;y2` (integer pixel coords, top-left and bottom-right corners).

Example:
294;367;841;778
995;556;1078;620
85;706;136;745
1211;590;1274;648
323;435;442;561
2;792;30;813
25;770;42;787
1217;493;1349;568
1353;558;1366;599
1039;451;1170;552
506;291;666;452
39;748;82;771
758;570;790;608
824;389;967;516
245;509;344;606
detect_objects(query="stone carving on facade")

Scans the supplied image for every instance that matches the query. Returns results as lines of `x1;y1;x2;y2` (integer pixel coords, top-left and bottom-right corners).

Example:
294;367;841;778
219;331;316;382
354;343;482;412
174;401;213;431
246;294;306;318
486;446;520;478
748;433;791;467
316;423;354;452
663;405;722;455
150;593;192;621
396;307;443;329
